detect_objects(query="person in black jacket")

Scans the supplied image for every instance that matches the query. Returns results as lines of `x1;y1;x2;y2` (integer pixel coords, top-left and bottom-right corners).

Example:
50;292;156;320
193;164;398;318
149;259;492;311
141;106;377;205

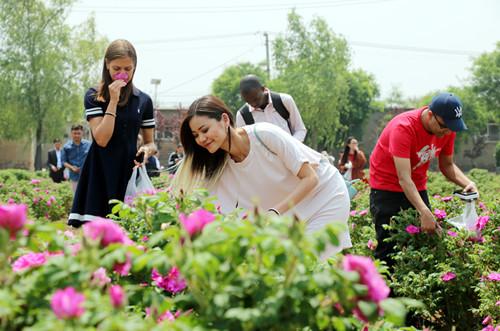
47;138;65;183
167;144;184;174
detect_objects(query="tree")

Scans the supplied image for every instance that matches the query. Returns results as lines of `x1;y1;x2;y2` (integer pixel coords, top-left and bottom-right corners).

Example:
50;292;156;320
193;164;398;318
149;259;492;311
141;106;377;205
0;0;107;169
471;41;500;118
211;62;267;113
272;11;379;151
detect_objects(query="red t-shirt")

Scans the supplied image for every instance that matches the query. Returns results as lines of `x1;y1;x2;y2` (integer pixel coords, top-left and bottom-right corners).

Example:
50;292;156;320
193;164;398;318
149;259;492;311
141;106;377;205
369;107;456;192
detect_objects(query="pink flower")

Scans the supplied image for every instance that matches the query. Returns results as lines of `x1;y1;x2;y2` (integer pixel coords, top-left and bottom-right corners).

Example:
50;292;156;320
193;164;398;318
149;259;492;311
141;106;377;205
441;272;456;282
142;235;149;242
113;254;132;276
349;210;357;217
83;218;132;247
12;252;47;272
468;234;485;243
342;255;390;302
50;287;85;319
483;316;492;325
476;216;490;232
0;203;28;239
405;225;420;235
358;209;368;216
441;196;453;202
366;239;376;251
479;202;487;211
179;209;215;238
113;72;129;82
433;194;441;199
91;267;111;287
151;266;187;294
157;310;181;323
7;198;15;204
487;273;500;282
69;243;82;255
109;285;126;308
434;209;447;219
447;230;458;237
496;301;500;306
31;179;41;185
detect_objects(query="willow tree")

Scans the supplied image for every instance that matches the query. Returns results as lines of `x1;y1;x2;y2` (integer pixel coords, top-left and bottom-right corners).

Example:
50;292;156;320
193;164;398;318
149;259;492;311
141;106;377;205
0;0;107;169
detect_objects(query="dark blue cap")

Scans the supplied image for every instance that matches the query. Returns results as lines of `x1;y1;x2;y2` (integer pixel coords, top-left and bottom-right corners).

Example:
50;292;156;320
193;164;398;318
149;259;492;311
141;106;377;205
429;92;467;132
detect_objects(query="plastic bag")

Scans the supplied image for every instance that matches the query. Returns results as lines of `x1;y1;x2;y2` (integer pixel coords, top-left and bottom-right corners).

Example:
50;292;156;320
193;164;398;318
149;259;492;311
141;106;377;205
446;201;478;231
125;165;154;201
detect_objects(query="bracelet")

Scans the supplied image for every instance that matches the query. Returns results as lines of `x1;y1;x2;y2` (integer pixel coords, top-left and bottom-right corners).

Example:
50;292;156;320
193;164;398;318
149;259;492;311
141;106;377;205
268;208;280;216
104;112;116;118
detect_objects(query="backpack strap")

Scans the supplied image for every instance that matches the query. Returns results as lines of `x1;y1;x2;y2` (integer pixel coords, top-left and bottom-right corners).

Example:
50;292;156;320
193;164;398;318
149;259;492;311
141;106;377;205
237;104;255;125
270;92;292;134
253;125;276;156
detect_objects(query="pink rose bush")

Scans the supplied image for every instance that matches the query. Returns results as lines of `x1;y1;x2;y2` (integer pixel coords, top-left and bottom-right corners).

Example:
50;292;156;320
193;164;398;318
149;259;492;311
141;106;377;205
405;225;420;235
0;203;27;239
486;273;500;282
83;218;133;247
12;252;47;272
342;255;390;303
109;285;126;308
151;267;186;294
179;209;215;238
91;267;111;287
441;272;456;282
434;208;447;220
50;287;85;319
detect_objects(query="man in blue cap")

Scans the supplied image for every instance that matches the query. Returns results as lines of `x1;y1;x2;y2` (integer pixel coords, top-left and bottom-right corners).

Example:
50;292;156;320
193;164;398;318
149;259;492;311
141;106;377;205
369;92;478;268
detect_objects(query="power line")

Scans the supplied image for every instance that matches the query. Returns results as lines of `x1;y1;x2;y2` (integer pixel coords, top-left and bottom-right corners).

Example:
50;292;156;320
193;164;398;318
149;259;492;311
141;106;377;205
72;0;397;14
134;32;261;45
350;41;481;56
157;45;260;95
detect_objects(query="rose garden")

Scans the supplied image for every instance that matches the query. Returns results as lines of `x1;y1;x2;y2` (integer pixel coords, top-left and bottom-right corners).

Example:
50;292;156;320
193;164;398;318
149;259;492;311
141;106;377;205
0;168;498;331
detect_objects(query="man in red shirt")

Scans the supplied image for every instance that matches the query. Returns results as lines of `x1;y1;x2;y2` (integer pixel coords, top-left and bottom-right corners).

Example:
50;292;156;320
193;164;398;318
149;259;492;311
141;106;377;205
369;92;478;267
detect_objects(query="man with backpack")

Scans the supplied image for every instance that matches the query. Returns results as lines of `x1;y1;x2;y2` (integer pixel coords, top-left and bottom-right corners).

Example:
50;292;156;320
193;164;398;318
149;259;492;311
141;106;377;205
236;75;307;142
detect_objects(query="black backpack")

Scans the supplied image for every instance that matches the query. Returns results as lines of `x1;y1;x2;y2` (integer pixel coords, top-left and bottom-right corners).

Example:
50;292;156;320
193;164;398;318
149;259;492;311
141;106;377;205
237;91;292;134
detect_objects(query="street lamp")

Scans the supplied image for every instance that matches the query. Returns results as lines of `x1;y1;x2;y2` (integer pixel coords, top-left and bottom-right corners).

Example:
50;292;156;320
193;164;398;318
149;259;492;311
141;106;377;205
150;78;161;109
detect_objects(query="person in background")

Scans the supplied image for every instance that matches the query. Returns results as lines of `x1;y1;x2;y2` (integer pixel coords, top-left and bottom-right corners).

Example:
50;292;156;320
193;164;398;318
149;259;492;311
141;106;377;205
62;124;91;192
67;39;156;227
369;92;478;269
338;137;367;181
146;150;161;177
167;144;184;174
173;95;351;258
47;138;65;183
236;75;307;142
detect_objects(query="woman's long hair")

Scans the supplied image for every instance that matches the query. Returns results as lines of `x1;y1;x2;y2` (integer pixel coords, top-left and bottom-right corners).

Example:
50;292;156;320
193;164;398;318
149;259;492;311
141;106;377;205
340;136;357;166
96;39;137;107
172;95;234;194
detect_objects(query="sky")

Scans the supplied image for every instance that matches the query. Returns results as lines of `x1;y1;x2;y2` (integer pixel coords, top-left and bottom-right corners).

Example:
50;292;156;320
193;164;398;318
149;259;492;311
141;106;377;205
67;0;500;108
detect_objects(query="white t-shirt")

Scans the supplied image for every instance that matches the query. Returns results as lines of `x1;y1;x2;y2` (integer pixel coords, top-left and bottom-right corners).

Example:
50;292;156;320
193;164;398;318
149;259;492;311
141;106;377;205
235;90;307;142
212;123;347;222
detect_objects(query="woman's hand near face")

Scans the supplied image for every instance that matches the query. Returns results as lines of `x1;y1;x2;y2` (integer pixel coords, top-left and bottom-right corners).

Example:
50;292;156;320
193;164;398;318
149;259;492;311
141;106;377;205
109;80;127;104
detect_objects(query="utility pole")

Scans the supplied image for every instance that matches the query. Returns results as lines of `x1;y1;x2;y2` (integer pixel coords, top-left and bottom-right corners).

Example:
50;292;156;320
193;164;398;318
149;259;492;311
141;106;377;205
263;32;271;79
150;78;161;109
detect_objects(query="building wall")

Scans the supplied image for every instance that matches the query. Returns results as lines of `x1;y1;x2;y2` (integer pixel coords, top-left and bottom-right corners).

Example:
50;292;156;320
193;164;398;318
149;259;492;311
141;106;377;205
0;138;36;170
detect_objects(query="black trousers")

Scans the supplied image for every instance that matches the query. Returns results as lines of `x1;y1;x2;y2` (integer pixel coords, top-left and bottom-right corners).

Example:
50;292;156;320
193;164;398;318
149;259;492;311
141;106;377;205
50;168;66;183
369;189;430;269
